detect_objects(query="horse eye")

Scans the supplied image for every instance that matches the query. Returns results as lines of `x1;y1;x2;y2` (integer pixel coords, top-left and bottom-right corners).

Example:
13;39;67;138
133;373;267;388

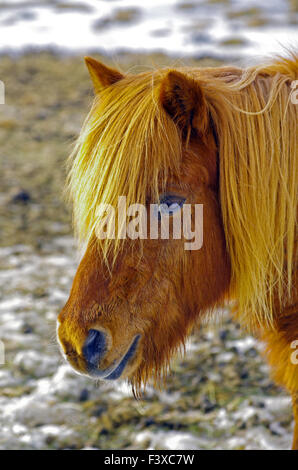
157;194;186;218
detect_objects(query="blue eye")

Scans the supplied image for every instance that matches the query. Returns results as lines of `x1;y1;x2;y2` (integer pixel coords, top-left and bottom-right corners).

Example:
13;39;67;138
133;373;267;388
157;194;186;218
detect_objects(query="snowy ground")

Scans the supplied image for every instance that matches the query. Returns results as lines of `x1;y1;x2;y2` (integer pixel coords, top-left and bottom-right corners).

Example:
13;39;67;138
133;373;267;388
0;0;297;62
0;238;294;449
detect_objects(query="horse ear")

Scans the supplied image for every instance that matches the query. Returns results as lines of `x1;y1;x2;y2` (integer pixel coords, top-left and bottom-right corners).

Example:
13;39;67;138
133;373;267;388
84;57;124;94
160;70;208;135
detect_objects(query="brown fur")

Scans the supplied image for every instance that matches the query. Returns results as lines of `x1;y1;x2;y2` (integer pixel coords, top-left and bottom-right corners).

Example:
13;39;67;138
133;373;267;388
58;54;298;448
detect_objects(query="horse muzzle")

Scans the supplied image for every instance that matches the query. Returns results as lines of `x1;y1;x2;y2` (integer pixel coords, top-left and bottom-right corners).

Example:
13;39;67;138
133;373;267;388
57;323;141;381
82;329;141;380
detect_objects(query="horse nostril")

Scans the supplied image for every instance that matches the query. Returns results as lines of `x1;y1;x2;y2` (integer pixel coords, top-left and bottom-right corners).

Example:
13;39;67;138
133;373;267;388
82;329;106;366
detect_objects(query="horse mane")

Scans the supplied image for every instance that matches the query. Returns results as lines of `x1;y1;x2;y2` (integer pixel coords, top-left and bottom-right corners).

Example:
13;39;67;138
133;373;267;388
203;53;297;330
67;52;297;330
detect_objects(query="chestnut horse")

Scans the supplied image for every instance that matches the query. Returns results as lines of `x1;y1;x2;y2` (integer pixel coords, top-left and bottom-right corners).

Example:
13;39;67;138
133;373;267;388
58;53;298;448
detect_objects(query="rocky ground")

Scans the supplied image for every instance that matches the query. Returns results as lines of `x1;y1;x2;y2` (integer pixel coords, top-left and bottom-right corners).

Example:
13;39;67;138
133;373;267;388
0;52;295;450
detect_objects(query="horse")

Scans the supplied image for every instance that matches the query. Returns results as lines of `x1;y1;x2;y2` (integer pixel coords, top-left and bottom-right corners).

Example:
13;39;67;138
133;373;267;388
57;53;298;449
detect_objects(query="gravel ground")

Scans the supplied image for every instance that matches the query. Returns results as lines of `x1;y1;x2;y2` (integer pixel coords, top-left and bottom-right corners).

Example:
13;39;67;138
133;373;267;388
0;52;295;450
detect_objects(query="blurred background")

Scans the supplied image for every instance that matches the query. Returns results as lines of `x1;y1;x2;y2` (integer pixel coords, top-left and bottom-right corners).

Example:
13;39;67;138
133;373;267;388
0;0;297;450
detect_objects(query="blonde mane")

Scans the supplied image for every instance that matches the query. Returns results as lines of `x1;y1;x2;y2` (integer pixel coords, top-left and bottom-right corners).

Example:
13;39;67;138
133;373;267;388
67;71;182;261
68;53;297;330
205;54;297;330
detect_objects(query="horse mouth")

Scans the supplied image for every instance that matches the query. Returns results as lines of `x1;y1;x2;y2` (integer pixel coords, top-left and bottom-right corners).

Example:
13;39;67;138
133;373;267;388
86;335;141;380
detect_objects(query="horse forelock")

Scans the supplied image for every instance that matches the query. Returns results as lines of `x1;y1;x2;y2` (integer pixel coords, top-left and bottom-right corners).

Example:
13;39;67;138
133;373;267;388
67;69;182;264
